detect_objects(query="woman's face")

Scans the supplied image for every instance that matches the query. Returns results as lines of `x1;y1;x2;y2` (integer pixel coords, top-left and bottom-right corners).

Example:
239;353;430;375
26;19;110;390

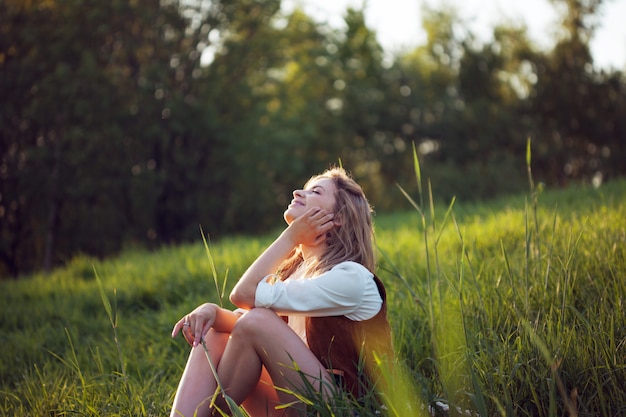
284;178;337;224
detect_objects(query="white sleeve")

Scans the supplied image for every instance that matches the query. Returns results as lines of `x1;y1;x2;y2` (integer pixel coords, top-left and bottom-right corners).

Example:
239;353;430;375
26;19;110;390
254;261;382;321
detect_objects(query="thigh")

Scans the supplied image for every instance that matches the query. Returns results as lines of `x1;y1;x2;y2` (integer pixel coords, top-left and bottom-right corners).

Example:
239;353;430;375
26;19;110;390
234;309;335;399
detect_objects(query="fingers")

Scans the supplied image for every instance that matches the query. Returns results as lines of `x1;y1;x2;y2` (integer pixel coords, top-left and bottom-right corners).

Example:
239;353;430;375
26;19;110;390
192;320;206;348
201;322;213;343
171;317;186;338
183;320;195;346
171;315;195;346
288;208;335;247
172;304;215;348
313;209;335;235
306;208;335;229
309;207;333;219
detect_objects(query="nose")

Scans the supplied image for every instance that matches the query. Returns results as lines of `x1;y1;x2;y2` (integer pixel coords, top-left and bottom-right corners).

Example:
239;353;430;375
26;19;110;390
293;189;304;198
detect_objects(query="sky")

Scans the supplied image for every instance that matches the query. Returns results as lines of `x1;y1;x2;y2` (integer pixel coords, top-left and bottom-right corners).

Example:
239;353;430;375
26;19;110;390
282;0;626;71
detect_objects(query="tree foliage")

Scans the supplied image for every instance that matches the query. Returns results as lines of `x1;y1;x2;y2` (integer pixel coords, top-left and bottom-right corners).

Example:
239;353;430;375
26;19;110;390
0;0;624;276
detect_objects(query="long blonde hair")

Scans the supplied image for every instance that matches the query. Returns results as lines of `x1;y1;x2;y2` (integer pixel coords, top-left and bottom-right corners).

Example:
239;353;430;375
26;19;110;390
278;167;375;279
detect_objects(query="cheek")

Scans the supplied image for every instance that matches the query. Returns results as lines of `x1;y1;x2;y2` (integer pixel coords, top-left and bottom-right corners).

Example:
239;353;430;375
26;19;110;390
311;195;334;212
324;198;337;212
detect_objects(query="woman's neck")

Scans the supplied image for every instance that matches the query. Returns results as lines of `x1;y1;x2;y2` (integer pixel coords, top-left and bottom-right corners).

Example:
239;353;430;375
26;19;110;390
299;243;326;265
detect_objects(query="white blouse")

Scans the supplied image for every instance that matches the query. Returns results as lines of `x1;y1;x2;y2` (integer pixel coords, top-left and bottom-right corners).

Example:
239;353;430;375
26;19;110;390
255;261;382;320
254;261;383;344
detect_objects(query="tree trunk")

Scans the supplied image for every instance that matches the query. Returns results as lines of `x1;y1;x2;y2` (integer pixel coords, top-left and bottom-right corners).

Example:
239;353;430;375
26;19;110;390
43;140;61;273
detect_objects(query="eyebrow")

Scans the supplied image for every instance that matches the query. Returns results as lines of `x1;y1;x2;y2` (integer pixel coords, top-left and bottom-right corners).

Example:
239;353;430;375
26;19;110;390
309;185;326;192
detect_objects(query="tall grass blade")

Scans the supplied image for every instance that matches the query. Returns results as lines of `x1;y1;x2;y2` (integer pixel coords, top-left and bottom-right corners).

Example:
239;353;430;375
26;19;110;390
500;241;515;291
200;339;248;417
412;141;423;199
395;183;423;215
524;199;531;314
521;320;580;416
544;208;558;291
95;267;114;326
435;196;456;245
451;214;483;308
377;245;420;303
200;225;228;306
526;137;533;192
95;268;131;398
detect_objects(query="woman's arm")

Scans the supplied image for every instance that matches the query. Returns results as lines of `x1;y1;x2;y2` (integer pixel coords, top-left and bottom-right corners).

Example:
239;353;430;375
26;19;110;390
229;207;335;309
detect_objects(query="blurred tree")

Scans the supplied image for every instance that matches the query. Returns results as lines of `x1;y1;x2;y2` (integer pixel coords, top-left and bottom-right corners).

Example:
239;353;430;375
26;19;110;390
1;0;133;274
195;2;339;233
449;25;537;198
330;8;393;206
1;0;624;277
0;0;226;275
141;1;279;242
531;0;624;185
384;6;474;202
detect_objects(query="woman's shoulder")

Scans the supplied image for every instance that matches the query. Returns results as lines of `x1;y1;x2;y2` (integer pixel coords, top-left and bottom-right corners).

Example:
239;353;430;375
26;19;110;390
329;261;372;276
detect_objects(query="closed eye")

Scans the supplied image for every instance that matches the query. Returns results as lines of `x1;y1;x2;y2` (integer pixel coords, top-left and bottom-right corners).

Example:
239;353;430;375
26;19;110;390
307;184;326;194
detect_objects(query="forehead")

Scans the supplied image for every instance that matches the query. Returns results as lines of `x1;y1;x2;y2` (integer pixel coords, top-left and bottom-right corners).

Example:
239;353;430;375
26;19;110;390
305;177;336;192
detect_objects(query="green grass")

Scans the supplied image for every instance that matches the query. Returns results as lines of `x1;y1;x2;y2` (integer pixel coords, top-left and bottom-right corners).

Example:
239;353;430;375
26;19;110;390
1;173;625;416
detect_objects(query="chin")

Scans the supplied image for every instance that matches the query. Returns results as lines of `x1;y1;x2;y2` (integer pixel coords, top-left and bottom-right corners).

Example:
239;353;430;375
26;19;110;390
284;205;303;224
284;210;295;224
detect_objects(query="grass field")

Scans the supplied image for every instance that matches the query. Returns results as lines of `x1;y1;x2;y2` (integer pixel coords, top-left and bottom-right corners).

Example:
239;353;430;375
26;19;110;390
1;171;625;416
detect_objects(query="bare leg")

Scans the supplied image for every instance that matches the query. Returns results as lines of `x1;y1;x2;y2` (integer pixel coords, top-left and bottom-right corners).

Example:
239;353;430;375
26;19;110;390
170;329;229;417
240;367;281;417
214;308;334;417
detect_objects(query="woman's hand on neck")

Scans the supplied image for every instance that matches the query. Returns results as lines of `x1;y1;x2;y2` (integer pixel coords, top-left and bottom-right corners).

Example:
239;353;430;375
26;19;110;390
285;207;335;248
229;208;335;309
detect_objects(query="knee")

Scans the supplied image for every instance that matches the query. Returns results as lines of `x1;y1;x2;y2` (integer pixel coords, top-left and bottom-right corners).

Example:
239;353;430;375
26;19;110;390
231;308;281;339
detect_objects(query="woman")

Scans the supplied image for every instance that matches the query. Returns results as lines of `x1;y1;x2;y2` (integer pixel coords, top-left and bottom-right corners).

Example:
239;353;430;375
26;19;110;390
170;167;393;417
